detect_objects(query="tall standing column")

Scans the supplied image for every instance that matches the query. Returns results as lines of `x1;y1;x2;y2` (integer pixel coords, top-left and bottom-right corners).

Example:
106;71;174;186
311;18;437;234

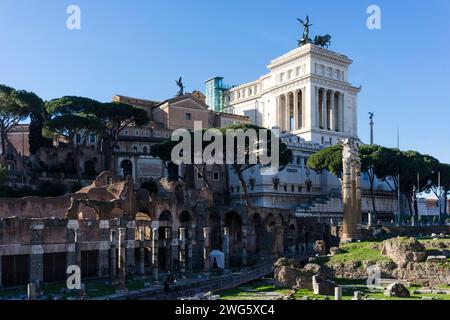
29;221;45;284
109;229;117;283
340;93;345;133
223;227;230;270
166;228;173;272
139;228;145;276
179;228;186;273
98;220;110;278
293;90;299;130
151;227;159;281
284;93;291;132
203;227;211;273
314;86;320;128
322;89;327;130
242;226;248;266
117;228;127;292
66;220;79;273
125;221;136;275
329;91;335;132
355;160;362;226
187;229;193;272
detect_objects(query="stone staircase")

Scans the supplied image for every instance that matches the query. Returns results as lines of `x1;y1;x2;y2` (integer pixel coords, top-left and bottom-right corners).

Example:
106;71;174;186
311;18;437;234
295;189;343;218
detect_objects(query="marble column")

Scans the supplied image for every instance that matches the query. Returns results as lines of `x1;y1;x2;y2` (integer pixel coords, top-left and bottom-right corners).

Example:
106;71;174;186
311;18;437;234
151;227;159;281
293;90;299;130
223;227;230;270
117;228;127;292
329;90;335;131
98;220;110;278
29;222;45;284
138;228;145;276
203;227;211;273
109;229;117;283
340;93;345;133
125;221;136;275
170;227;177;272
284;94;290;131
179;228;186;273
314;86;320;128
322;89;327;130
355;160;362;226
242;226;248;266
66;220;79;273
187;229;193;272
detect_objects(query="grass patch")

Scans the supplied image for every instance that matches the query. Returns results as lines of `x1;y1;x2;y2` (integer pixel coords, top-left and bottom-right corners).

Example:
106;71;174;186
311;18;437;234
326;242;391;266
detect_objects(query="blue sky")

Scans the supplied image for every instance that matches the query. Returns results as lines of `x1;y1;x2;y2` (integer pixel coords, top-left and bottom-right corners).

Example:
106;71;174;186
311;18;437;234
1;0;449;162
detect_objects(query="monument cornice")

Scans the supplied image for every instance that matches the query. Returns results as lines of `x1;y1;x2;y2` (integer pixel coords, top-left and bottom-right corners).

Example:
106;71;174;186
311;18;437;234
311;75;361;93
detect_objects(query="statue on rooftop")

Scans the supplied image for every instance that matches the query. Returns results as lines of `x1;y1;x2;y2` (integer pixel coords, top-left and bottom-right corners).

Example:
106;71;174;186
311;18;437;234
313;34;332;48
175;77;185;97
297;15;312;46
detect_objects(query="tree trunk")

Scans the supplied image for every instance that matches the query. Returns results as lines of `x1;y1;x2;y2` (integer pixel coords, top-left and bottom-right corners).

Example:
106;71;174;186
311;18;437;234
234;165;252;207
194;164;212;190
443;190;448;224
0;126;6;156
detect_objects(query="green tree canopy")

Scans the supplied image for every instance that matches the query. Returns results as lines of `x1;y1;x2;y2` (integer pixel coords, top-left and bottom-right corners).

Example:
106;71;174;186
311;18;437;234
151;123;292;206
0;84;34;155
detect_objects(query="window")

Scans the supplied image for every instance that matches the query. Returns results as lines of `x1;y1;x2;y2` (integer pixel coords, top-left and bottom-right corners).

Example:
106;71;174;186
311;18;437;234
135;130;140;136
165;133;170;138
284;185;288;192
230;187;234;193
124;129;129;136
297;156;301;166
89;133;96;144
291;185;295;192
197;171;203;180
145;131;150;137
213;171;220;181
156;131;161;137
115;145;120;152
298;186;302;192
76;133;82;144
186;113;192;120
143;146;148;154
133;146;138;153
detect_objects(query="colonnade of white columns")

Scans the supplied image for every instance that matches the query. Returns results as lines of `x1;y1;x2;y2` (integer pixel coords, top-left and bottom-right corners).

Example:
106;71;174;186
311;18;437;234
276;87;345;133
314;87;344;132
276;89;305;132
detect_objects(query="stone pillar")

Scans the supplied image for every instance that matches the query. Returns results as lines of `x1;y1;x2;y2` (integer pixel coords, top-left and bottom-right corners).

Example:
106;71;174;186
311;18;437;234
98;220;110;278
285;94;290;131
321;89;327;129
170;227;179;271
187;229;193;272
109;229;117;283
166;228;173;272
151;227;158;281
125;221;136;275
139;228;145;276
242;226;248;266
117;228;127;292
223;227;230;270
293;90;299;130
29;221;45;284
329;91;335;131
340;93;345;133
66;220;79;271
341;139;362;242
203;227;211;273
335;287;343;300
355;161;362;226
314;86;320;128
179;228;186;273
